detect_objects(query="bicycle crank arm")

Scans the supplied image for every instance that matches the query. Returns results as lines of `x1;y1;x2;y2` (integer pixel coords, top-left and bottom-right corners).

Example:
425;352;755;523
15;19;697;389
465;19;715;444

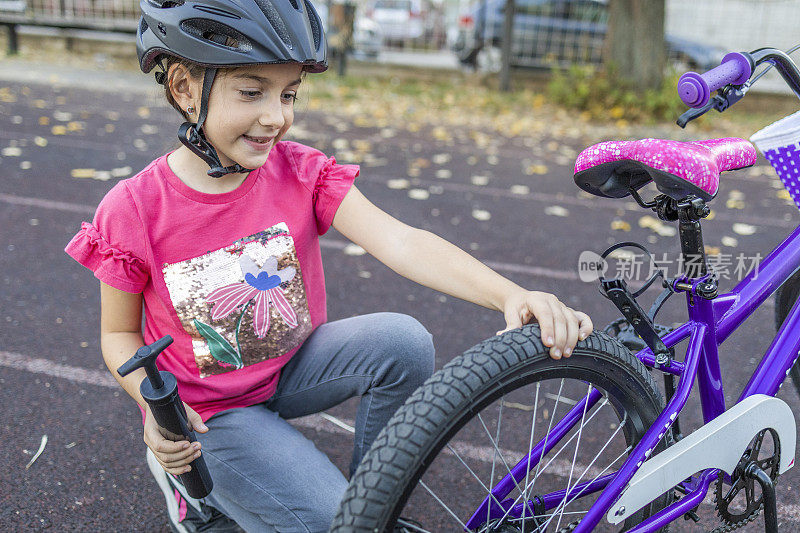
607;395;795;525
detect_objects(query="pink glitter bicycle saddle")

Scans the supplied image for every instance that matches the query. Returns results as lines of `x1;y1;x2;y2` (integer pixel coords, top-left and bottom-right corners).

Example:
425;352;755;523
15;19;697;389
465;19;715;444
573;138;757;201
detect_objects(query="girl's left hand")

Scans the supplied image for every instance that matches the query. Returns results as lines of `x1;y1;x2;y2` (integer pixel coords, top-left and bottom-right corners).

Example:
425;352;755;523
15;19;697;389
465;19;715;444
497;290;593;359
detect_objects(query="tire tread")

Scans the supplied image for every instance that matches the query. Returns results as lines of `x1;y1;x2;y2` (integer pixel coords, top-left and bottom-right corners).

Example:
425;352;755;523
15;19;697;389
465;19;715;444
331;325;664;532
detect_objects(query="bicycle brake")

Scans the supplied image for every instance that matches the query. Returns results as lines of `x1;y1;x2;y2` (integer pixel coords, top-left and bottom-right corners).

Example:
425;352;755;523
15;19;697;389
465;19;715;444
601;278;672;367
598;242;674;369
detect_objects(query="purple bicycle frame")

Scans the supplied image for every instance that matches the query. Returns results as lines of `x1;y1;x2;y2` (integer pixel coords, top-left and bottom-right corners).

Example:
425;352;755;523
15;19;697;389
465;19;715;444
466;223;800;532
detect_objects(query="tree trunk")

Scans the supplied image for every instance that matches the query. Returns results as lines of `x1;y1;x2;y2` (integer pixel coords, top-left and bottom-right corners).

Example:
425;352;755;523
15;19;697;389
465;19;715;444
500;0;515;92
605;0;665;90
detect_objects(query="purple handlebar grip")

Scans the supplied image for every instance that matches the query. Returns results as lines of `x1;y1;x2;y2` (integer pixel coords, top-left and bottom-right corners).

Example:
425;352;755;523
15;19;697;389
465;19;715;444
677;52;752;108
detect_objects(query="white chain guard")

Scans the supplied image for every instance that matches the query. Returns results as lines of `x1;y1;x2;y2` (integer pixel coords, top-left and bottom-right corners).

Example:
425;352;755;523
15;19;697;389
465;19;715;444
607;394;795;524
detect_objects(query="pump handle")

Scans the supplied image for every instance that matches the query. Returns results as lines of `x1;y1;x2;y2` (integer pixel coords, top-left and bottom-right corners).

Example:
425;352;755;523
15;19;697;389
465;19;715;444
117;336;173;377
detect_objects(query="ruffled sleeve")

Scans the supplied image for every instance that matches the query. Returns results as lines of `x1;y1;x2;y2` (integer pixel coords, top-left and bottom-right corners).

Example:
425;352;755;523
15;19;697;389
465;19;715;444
64;183;150;293
286;142;359;235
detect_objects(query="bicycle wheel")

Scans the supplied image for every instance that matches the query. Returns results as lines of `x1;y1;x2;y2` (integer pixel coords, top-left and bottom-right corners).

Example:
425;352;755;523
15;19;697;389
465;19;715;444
332;325;671;532
774;267;800;396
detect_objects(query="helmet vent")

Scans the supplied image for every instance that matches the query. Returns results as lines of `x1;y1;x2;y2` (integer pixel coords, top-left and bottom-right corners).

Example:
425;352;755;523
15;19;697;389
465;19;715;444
181;19;253;52
288;0;299;10
303;0;321;50
139;17;148;34
193;4;241;20
254;0;293;48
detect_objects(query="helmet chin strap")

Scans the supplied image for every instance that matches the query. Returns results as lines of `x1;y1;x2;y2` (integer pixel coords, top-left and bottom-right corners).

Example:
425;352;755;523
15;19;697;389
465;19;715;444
177;68;255;179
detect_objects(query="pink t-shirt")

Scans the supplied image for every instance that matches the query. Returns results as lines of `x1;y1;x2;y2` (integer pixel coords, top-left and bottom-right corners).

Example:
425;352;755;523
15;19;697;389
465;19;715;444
65;141;358;423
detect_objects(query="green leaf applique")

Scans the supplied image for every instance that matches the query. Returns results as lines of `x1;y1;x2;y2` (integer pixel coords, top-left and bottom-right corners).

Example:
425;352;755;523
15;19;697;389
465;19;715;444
194;319;243;369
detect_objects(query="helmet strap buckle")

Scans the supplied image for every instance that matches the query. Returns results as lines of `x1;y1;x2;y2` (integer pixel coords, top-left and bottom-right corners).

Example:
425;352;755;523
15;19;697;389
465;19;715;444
176;67;254;179
177;122;254;178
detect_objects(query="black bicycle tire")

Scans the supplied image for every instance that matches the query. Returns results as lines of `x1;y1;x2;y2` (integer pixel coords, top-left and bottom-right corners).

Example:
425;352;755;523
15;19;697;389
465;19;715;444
774;267;800;396
331;324;670;532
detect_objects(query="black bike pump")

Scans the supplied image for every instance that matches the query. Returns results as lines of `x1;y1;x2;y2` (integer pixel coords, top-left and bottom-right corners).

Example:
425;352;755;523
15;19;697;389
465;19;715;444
117;335;213;498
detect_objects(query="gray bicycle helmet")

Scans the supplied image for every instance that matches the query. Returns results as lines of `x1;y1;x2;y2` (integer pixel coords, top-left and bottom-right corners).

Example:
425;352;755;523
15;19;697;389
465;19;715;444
136;0;327;177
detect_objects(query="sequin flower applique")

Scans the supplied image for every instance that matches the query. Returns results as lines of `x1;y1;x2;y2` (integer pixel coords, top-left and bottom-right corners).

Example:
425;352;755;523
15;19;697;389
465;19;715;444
194;255;298;369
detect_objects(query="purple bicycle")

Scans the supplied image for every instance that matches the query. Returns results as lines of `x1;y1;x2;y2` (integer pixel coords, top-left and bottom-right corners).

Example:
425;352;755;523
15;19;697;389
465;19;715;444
332;46;800;533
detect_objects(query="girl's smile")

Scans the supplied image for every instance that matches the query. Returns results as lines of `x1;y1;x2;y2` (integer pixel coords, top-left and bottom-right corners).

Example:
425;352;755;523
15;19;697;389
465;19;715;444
241;134;276;151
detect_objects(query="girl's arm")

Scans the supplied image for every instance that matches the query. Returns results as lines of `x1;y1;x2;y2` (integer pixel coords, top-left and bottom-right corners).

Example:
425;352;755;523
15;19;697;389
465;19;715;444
100;282;207;475
100;282;149;408
331;187;593;358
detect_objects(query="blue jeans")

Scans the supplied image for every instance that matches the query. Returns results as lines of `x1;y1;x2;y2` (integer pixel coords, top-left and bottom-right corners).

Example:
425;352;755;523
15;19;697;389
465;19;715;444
195;313;435;533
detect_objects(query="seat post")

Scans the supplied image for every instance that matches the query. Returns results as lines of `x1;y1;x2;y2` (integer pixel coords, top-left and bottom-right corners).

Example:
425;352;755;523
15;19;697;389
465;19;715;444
676;195;711;279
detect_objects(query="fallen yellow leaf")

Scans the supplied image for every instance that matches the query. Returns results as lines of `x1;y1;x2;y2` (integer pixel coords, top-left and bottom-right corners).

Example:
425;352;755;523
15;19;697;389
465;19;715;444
726;199;745;209
732;223;757;236
526;164;549;175
71;168;96;179
611;220;631;231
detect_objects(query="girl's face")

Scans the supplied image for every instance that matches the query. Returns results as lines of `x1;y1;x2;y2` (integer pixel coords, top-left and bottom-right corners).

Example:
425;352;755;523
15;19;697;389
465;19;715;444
196;63;303;170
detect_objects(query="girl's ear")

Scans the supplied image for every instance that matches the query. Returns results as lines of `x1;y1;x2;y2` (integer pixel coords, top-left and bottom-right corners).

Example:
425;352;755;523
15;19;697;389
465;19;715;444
168;63;200;114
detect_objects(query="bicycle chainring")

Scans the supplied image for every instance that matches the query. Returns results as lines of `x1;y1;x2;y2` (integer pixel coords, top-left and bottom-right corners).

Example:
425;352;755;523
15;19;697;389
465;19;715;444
712;428;780;531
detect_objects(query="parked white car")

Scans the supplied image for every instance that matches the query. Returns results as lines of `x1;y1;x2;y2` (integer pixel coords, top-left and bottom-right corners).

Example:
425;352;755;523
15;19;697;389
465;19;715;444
353;16;383;58
314;3;383;58
367;0;424;43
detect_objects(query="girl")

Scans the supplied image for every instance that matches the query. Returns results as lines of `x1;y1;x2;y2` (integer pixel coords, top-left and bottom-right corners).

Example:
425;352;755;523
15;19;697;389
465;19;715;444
65;1;593;531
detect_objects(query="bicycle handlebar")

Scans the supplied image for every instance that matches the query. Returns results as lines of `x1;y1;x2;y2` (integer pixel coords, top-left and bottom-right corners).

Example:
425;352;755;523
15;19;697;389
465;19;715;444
676;47;800;128
677;52;753;108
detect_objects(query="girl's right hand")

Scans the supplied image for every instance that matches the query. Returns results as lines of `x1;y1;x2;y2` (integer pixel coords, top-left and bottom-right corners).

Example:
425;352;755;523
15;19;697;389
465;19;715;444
143;403;209;476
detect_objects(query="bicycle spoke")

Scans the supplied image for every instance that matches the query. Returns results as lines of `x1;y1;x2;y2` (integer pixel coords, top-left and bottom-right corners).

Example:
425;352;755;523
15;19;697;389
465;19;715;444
521;382;541;533
510;510;588;520
483;399;504;528
561;414;629;506
395;518;433;533
541;412;629;531
418;479;467;529
509;509;588;527
494;398;612;521
537;444;633;532
531;379;565;483
544;392;578;406
444;443;510;516
528;396;610;492
554;383;592;531
493;393;610;527
475;409;536;523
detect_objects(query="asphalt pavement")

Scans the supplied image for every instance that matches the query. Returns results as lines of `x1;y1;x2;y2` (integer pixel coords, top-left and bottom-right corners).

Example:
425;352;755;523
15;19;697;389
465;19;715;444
2;58;800;532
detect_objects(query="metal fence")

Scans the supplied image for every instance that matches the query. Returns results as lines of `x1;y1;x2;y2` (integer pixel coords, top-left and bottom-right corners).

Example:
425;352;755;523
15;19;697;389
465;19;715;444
4;0;800;92
7;0;138;20
446;0;800;75
0;0;138;35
